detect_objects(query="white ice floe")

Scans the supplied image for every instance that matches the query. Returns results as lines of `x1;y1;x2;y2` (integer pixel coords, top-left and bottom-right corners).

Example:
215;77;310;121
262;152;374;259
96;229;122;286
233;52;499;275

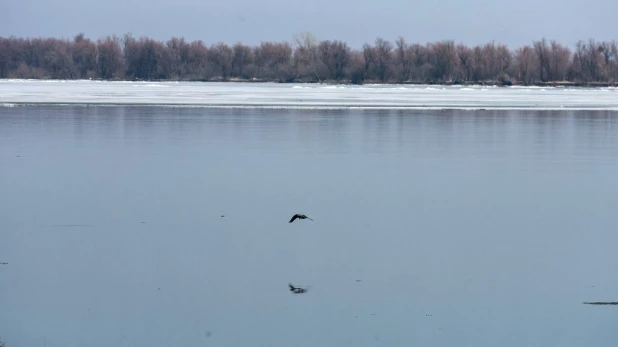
1;80;618;110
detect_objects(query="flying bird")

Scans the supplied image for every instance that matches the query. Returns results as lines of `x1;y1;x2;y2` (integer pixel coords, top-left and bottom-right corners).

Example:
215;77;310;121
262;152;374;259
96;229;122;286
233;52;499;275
289;283;308;294
289;214;313;223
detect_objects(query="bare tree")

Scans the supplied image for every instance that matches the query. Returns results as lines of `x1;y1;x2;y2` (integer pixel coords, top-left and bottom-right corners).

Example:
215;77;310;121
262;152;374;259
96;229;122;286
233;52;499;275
456;43;474;82
166;37;186;79
254;41;293;81
293;32;321;81
0;38;8;77
395;37;412;82
362;43;375;80
374;37;392;82
231;43;253;78
495;43;512;80
429;40;456;82
209;42;233;80
347;50;366;84
186;40;212;80
533;38;550;81
72;33;97;78
549;40;571;81
124;37;168;80
514;45;537;84
97;36;123;79
317;40;350;81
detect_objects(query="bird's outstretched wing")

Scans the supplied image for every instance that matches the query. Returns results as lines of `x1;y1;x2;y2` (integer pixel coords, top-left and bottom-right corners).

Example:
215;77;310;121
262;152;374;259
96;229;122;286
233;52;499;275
289;215;298;223
306;217;314;221
289;283;295;290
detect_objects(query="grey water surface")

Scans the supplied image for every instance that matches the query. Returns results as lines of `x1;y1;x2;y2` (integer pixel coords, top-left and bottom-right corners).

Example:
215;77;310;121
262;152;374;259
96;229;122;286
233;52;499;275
1;105;617;347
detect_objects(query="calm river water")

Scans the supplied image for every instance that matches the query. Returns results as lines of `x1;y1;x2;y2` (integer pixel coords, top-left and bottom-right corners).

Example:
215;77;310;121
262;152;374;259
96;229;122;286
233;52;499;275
1;105;617;347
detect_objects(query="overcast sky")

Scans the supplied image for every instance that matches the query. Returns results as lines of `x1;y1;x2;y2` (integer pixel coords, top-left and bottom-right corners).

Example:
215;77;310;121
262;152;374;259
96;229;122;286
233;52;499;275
2;0;617;49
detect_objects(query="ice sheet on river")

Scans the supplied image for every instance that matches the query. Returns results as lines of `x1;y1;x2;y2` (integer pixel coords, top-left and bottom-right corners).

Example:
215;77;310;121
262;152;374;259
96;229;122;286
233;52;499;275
1;79;618;110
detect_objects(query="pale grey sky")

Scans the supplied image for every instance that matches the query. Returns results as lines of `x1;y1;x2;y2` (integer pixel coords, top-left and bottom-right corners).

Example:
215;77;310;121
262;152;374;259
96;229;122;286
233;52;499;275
1;0;617;49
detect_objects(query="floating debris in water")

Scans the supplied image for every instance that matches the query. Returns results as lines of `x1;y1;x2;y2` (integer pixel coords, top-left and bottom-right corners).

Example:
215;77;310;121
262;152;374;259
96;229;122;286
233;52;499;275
583;302;618;305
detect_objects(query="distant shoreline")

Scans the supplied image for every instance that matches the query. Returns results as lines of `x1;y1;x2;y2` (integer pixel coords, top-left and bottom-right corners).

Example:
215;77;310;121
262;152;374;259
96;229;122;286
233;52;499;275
2;34;618;87
128;79;618;88
2;77;616;89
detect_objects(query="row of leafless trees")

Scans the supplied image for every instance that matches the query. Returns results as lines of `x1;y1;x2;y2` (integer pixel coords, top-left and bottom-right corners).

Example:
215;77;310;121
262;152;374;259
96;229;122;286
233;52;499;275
1;33;617;85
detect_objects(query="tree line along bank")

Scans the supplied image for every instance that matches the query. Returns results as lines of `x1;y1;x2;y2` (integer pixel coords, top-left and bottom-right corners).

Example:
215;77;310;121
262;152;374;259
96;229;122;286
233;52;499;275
0;33;617;86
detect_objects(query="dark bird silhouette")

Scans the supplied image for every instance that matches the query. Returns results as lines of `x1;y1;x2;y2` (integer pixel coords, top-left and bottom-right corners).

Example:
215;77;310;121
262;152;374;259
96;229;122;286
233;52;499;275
288;283;308;294
289;214;313;223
